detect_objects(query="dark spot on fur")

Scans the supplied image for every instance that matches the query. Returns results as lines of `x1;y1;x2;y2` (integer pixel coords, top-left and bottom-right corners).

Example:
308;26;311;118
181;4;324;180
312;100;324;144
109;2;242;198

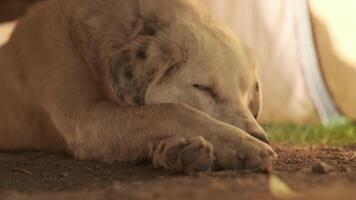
124;69;133;80
255;82;260;92
136;49;147;59
137;42;149;60
121;50;131;62
118;93;125;101
139;25;156;36
133;95;145;105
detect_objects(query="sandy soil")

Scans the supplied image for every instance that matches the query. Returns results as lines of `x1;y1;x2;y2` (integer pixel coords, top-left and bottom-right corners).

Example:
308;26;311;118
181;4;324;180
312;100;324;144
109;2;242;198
0;144;356;200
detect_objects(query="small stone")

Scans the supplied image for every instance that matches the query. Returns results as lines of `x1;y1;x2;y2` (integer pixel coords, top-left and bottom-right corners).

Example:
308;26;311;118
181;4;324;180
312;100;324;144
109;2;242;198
312;162;331;174
59;172;69;177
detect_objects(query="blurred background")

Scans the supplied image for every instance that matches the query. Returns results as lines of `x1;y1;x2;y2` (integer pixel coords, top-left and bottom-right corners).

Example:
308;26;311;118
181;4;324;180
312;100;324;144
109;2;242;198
1;0;356;145
201;0;356;125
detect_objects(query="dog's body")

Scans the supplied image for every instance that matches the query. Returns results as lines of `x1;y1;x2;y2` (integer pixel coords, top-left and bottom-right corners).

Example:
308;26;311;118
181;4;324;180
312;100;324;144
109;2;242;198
0;0;275;172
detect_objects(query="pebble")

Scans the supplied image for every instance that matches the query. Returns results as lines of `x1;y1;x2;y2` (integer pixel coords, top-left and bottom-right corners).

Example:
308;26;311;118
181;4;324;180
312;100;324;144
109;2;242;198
312;162;331;174
59;172;69;177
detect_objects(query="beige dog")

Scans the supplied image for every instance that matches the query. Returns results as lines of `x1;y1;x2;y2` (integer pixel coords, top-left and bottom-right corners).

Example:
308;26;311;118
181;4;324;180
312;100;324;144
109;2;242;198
0;0;275;173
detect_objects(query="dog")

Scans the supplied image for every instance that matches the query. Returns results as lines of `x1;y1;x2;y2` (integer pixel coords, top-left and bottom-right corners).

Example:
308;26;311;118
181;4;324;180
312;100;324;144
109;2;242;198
0;0;275;173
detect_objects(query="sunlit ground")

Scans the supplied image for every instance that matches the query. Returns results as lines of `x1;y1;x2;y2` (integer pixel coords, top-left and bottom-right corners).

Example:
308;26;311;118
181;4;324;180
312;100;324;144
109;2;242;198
265;120;356;147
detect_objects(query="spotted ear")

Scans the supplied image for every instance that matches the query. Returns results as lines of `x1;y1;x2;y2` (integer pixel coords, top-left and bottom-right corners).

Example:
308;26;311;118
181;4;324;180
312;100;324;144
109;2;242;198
106;36;174;105
138;0;176;27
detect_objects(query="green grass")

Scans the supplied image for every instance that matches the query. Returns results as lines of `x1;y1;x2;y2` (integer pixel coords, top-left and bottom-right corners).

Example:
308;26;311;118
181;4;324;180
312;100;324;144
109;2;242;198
264;120;356;147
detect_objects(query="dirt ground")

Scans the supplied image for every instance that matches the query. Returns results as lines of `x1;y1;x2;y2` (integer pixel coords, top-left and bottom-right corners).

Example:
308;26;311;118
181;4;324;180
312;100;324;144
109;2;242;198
0;144;356;200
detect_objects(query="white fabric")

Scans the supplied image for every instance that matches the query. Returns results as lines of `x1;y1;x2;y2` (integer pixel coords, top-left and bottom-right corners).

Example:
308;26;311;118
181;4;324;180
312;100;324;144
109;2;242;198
202;0;320;123
295;0;342;123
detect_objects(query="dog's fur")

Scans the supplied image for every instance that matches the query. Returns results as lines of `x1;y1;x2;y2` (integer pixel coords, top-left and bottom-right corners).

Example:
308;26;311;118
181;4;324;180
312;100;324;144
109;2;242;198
0;0;275;172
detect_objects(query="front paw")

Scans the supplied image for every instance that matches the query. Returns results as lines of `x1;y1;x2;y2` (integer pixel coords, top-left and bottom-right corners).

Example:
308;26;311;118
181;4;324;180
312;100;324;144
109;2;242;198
212;133;277;172
152;136;214;173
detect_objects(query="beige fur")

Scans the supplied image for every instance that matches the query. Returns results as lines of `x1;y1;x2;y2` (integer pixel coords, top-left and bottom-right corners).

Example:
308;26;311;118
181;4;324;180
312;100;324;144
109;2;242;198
0;0;275;173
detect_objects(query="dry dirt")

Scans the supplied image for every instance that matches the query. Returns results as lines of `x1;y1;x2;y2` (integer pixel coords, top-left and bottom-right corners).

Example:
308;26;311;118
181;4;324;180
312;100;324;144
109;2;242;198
0;144;356;200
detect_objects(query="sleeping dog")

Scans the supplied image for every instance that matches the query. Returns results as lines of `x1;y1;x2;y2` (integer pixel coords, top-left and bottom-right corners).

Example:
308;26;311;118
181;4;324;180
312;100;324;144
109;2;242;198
0;0;275;173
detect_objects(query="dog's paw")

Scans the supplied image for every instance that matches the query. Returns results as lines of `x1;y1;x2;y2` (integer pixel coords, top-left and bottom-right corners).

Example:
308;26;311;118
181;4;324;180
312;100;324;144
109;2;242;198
212;133;277;172
152;136;214;173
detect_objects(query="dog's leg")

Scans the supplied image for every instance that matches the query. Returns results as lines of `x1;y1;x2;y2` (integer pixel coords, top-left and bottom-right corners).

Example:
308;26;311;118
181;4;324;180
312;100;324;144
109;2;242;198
48;101;274;172
38;71;275;173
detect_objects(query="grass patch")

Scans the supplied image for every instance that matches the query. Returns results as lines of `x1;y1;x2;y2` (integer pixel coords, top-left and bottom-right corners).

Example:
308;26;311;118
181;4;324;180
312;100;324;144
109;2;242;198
264;120;356;147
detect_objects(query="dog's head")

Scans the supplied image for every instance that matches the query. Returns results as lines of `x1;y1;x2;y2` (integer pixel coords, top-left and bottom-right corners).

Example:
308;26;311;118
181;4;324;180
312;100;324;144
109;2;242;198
71;0;268;143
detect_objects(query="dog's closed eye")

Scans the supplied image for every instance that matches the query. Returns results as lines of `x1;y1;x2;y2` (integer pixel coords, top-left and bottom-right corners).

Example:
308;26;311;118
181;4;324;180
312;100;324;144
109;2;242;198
193;84;218;101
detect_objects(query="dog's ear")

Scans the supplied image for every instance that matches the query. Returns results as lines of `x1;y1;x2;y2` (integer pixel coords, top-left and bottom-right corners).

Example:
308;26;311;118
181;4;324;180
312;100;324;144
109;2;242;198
138;0;176;28
106;36;177;105
71;0;178;103
104;0;181;104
